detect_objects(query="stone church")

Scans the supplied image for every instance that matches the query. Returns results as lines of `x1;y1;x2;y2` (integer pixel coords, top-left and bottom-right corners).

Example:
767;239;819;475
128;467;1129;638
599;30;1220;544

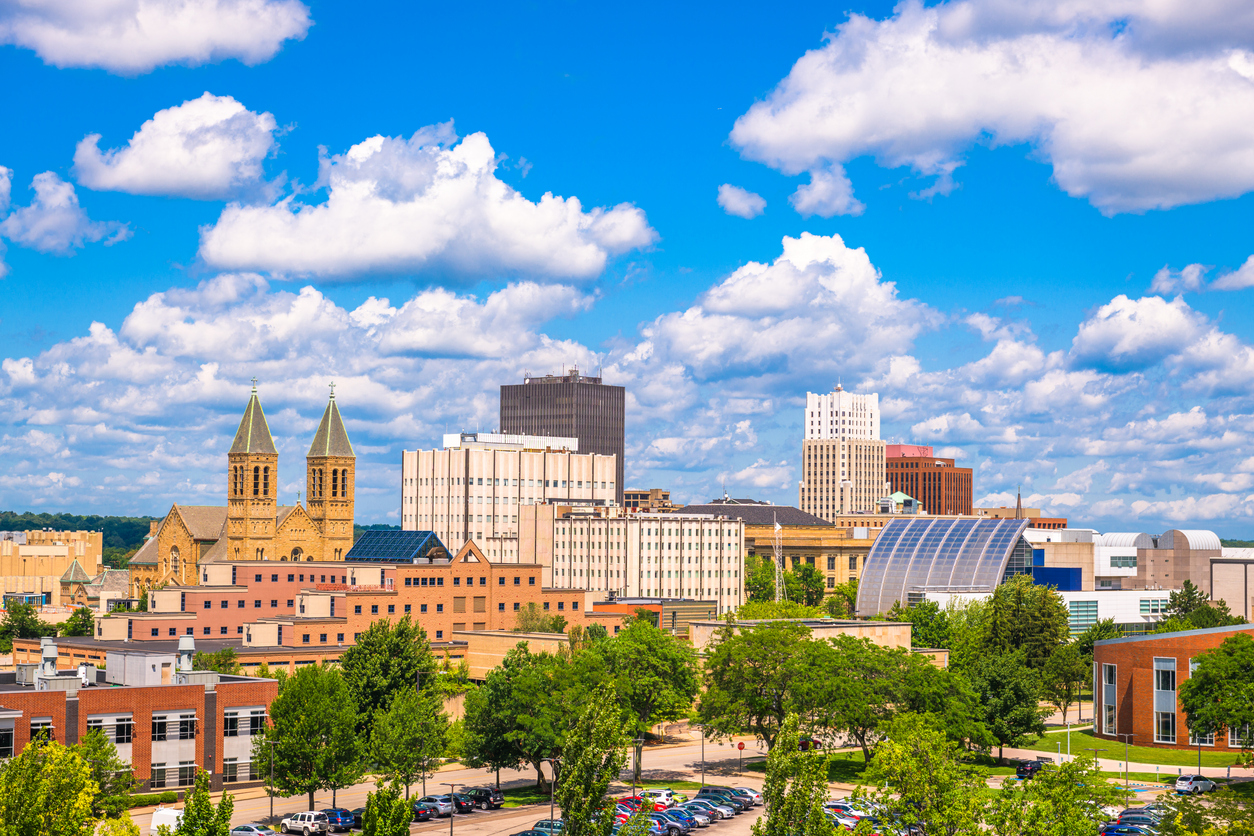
129;385;357;594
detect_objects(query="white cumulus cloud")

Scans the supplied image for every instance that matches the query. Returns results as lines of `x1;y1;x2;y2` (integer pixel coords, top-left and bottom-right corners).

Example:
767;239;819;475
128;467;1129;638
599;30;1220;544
1212;255;1254;291
1069;294;1206;372
198;123;657;282
0;0;311;74
74;93;278;200
0;171;129;255
731;0;1254;215
716;184;766;219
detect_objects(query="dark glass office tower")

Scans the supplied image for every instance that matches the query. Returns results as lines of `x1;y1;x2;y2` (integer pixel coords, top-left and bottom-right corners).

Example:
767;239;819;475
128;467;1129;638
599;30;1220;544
500;370;625;503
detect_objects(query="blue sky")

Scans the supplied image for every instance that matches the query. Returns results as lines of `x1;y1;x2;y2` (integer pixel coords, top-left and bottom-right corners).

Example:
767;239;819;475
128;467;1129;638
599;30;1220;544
3;0;1254;534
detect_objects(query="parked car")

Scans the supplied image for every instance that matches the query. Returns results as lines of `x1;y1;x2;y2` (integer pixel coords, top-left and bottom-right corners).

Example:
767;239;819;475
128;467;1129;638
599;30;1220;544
512;831;549;836
732;787;762;806
1176;775;1217;794
661;809;702;829
1101;826;1159;836
534;820;566;834
642;789;677;808
450;793;476;813
648;813;688;836
823;800;871;821
673;808;711;827
681;800;733;820
1118;814;1162;829
419;795;454;817
279;811;329;834
695;789;745;812
1015;760;1045;780
720;787;758;807
231;827;277;836
621;796;668;812
412;802;437;822
320;809;354;833
463;786;505;810
349;809;366;829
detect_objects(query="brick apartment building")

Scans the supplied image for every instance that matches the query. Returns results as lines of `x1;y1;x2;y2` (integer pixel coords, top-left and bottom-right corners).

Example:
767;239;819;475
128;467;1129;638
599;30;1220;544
0;638;276;791
94;538;594;651
1094;623;1254;751
885;444;973;516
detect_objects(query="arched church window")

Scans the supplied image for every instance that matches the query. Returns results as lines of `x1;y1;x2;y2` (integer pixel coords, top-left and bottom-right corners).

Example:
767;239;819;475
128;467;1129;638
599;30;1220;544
342;471;349;496
253;466;260;496
263;466;270;497
332;469;339;498
291;547;303;561
170;546;180;575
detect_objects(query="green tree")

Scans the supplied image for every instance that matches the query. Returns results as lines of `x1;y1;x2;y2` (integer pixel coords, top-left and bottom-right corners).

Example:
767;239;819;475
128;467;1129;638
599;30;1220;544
697;621;815;749
815;635;906;762
1074;619;1121;660
339;616;437;737
784;565;825;607
751;713;835;836
602;617;697;777
982;576;1068;669
161;769;233;836
463;653;526;779
1179;632;1254;752
60;607;95;638
361;782;412;836
734;600;821;619
553;682;629;836
74;727;136;818
1158;786;1254;835
254;663;363;810
885;600;951;648
0;739;98;836
971;650;1047;762
193;647;241;675
1168;580;1210;619
823;578;858;618
514;602;568;633
744;554;777;602
370;686;448;798
0;602;58;653
986;756;1129;836
1043;642;1088;725
96;813;141;836
860;713;986;836
897;659;993;750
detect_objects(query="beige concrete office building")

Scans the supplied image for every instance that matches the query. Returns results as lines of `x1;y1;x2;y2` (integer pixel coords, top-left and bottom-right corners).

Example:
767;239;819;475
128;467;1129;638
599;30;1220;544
400;433;617;559
517;503;744;615
799;385;887;518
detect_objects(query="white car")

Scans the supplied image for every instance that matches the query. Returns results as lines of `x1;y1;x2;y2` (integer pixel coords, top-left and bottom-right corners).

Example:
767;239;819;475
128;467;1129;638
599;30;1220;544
733;788;762;806
642;789;677;808
1176;775;1217;794
279;811;329;834
149;806;183;835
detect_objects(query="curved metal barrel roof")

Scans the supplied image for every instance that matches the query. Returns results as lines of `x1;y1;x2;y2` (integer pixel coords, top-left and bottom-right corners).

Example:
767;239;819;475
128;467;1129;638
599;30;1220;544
855;517;1030;616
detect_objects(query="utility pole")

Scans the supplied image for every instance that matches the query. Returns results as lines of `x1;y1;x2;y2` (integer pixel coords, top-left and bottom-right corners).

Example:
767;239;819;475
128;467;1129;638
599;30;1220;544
443;782;458;836
540;758;559;824
1116;734;1135;788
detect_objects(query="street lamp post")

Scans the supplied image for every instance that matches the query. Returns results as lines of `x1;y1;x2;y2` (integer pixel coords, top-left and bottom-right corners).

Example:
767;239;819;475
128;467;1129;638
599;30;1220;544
697;726;706;788
443;782;458;836
631;739;644;797
1116;734;1135;788
263;739;277;823
540;758;559;825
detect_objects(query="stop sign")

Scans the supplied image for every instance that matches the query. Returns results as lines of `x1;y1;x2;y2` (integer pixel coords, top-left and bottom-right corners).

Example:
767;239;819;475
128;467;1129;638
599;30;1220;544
737;742;745;750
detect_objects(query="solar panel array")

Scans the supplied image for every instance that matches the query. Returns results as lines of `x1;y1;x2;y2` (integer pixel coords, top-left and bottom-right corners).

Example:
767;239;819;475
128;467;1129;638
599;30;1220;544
344;530;450;563
855;517;1029;617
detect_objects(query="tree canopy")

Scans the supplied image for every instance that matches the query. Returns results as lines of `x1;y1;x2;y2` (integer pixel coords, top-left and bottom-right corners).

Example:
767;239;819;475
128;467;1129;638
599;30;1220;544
60;607;95;638
0;739;98;836
0;603;58;653
369;685;448;798
339;616;437;736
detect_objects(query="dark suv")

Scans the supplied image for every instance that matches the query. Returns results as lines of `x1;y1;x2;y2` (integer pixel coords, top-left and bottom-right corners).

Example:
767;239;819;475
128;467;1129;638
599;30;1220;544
463;786;505;810
321;809;354;833
1015;760;1045;780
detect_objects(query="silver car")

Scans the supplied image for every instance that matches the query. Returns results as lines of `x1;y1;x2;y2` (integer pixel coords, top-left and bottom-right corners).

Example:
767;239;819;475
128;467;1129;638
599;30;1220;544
732;788;762;806
420;795;454;816
681;800;733;820
1175;775;1217;794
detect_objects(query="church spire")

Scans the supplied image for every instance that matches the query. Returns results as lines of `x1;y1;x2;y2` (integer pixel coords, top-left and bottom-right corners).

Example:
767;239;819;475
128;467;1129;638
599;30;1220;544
230;384;278;455
307;383;355;458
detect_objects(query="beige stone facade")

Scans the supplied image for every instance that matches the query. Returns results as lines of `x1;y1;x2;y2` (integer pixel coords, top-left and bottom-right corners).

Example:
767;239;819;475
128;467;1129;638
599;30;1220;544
799;436;887;518
129;387;357;596
1;533;102;607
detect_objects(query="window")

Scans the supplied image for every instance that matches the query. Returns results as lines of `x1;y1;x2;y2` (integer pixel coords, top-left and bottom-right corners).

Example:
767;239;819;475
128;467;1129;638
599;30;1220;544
514;576;520;585
152;717;168;741
529;576;536;586
302;634;311;644
404;604;411;613
224;713;239;737
115;718;133;744
151;763;167;789
203;601;212;610
255;574;263;582
826;577;835;589
1191;728;1215;746
288;574;295;582
1155;711;1176;744
250;710;266;736
1230;725;1252;748
473;596;486;613
178;715;196;740
420;604;427;613
453;597;466;613
272;574;278;582
151;628;159;637
498;603;505;612
371;605;379;614
178;761;196;787
270;600;277;608
1141;598;1169;615
558;602;565;611
0;726;12;759
1069;600;1098;633
354;605;362;614
1111;553;1137;569
513;602;520;611
1154;668;1176;693
337;633;344;643
224;758;239;783
238;600;245;608
498;577;505;586
320;634;328;643
387;604;395;614
453;578;460;586
436;630;443;639
436;604;443;613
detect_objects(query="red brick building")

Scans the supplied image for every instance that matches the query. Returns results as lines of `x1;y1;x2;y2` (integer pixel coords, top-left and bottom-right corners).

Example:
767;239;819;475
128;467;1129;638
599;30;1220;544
1094;624;1254;751
0;638;277;791
886;449;973;516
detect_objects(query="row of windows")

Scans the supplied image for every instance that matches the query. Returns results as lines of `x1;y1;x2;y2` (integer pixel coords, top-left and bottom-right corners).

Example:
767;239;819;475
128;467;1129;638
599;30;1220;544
245;573;348;584
302;632;347;644
414;476;613;489
230;464;271;498
151;761;196;788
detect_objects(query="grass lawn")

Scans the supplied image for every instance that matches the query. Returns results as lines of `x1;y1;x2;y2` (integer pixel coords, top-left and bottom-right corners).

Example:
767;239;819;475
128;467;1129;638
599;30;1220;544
637;780;706;791
501;786;551;808
1017;729;1243;769
747;750;871;784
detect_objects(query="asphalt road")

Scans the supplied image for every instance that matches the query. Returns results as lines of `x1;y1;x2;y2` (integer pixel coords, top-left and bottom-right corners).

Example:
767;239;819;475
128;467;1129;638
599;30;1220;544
129;738;771;834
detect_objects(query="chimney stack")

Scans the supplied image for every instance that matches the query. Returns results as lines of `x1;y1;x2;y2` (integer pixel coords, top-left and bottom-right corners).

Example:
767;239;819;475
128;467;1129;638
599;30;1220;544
178;635;195;672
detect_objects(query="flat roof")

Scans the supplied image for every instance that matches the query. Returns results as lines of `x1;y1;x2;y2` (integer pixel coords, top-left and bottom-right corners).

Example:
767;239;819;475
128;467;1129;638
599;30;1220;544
1095;623;1254;647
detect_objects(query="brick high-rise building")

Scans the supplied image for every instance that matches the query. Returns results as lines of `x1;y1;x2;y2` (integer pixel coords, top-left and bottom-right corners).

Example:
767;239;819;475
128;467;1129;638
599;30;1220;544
886;446;973;515
500;370;625;503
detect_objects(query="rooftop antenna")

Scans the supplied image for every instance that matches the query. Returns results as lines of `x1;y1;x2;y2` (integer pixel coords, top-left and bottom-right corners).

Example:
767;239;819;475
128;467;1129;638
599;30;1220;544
1015;486;1023;519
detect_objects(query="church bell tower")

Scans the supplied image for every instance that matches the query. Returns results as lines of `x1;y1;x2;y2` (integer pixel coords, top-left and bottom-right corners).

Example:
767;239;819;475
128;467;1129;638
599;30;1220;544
226;381;279;560
306;384;355;560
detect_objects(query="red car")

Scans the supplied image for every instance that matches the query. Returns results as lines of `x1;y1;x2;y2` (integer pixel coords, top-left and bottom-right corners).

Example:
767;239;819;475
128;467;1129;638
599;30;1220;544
619;797;667;813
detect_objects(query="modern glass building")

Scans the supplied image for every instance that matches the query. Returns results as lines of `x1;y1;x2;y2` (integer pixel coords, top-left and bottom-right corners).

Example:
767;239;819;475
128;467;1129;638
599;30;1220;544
345;530;450;563
854;517;1032;616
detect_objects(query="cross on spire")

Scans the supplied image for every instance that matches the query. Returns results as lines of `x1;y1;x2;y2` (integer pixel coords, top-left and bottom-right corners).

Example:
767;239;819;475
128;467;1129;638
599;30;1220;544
329;381;336;400
250;377;258;393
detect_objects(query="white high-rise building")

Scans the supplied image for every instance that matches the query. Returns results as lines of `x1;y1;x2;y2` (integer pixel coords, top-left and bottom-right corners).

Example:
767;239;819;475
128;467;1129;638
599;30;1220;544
804;385;880;440
800;386;886;517
400;432;617;558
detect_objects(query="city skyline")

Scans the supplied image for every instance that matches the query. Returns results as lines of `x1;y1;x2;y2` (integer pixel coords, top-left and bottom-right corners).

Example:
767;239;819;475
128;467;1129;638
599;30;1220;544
2;0;1254;533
